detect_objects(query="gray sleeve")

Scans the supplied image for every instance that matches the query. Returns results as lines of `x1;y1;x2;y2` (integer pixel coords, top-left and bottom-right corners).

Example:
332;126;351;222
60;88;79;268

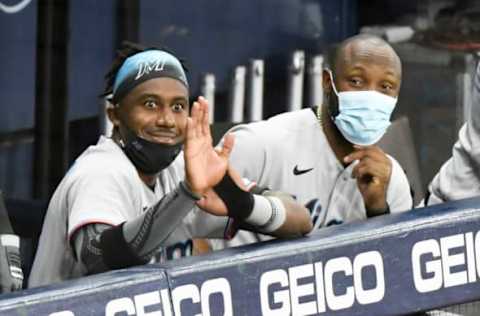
182;207;230;239
72;181;199;272
468;63;480;144
73;223;110;275
121;181;199;258
427;64;480;205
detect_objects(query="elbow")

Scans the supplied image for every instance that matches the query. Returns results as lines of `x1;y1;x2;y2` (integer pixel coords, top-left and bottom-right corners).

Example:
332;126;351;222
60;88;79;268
296;212;313;236
281;214;313;239
302;218;314;235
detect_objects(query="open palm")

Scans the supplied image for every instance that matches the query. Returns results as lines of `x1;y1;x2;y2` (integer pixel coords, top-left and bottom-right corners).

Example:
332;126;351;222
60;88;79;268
184;97;234;196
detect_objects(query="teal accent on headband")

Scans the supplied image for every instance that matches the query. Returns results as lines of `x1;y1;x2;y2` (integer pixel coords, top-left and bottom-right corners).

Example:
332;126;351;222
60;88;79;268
112;50;188;104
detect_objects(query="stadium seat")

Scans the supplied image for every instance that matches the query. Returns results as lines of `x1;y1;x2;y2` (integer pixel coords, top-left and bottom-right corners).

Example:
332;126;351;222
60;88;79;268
377;116;425;206
5;198;48;286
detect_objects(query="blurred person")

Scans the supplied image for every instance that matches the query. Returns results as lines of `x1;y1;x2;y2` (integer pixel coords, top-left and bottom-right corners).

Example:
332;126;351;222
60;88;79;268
28;43;312;287
418;61;480;316
423;62;480;206
212;34;413;248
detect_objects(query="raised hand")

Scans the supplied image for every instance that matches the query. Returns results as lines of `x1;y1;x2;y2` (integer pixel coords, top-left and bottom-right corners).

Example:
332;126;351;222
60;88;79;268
344;145;392;216
184;96;235;196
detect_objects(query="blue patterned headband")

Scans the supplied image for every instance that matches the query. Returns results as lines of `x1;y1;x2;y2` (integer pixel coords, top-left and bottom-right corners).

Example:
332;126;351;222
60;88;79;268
112;50;188;104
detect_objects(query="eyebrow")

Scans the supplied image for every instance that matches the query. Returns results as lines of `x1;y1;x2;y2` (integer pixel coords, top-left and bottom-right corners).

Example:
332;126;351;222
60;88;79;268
141;94;188;102
346;64;400;78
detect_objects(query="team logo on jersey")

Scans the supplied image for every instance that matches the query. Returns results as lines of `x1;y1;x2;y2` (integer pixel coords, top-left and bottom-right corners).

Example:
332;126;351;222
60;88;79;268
306;198;344;228
326;218;343;226
305;199;322;226
293;165;314;175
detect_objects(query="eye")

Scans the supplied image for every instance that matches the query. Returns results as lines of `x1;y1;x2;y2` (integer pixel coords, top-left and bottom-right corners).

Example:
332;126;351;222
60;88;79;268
381;82;395;92
349;77;363;87
171;102;186;112
144;99;158;109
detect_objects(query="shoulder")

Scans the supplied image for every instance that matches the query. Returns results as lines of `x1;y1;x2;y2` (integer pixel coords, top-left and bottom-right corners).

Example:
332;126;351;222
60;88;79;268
66;137;137;186
386;154;413;211
229;109;317;143
386;154;409;186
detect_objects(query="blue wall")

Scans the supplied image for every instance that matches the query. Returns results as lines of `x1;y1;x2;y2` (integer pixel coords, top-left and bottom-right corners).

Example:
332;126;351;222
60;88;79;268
140;0;357;95
0;0;37;198
67;0;115;121
0;0;37;133
0;0;357;199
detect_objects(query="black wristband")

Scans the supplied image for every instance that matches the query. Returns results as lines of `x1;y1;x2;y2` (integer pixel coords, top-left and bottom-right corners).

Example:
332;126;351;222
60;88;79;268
214;173;254;220
99;223;148;269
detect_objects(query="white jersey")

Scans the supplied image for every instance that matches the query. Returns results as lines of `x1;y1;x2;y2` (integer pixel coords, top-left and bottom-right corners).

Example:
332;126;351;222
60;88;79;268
425;64;480;206
29;136;227;287
213;108;412;247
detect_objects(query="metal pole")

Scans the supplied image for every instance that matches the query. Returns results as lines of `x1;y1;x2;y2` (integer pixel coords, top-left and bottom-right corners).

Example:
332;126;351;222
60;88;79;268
307;54;324;107
286;50;305;112
228;66;246;123
201;73;216;123
33;0;69;199
247;59;264;122
116;0;139;45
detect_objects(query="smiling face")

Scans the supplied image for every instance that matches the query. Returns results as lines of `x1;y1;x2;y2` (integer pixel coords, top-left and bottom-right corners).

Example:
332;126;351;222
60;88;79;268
108;77;189;145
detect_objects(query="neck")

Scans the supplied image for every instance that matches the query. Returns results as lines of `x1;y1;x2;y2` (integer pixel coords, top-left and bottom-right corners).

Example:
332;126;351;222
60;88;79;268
139;172;157;188
320;105;354;167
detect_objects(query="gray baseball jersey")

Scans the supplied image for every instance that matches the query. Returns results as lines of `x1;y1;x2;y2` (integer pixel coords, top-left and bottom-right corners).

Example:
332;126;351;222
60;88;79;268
425;64;480;206
29;136;228;287
212;108;413;248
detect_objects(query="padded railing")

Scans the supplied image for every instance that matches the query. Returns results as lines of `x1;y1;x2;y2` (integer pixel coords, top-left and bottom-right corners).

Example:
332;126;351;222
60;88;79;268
1;197;480;315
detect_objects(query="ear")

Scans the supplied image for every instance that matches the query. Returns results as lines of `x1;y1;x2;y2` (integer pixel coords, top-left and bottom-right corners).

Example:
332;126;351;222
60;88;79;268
322;69;332;93
106;102;121;127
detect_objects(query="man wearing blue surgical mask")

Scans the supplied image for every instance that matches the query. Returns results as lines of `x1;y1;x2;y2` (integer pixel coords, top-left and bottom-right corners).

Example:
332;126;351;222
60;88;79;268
320;33;403;216
211;34;412;249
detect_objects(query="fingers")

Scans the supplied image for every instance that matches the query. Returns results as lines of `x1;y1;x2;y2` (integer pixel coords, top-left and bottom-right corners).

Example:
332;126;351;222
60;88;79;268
351;154;391;185
194;101;203;138
219;133;235;159
344;145;386;164
198;96;211;138
188;101;201;140
352;163;376;183
228;166;248;190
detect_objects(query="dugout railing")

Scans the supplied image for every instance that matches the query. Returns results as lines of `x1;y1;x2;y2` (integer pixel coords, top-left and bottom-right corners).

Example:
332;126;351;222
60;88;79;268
1;197;480;315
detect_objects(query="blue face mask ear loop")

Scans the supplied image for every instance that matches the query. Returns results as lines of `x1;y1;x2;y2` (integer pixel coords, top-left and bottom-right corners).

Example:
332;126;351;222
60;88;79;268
325;68;340;119
326;68;340;96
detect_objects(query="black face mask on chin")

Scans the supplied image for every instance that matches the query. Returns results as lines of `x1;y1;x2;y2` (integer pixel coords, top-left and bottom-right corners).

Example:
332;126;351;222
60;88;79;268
118;127;182;175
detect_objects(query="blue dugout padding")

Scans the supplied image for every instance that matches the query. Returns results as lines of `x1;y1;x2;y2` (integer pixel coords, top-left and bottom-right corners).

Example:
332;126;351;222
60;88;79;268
0;267;170;315
2;197;480;315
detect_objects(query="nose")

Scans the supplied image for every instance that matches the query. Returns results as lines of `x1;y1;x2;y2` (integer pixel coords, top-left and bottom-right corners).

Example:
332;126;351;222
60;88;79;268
155;107;175;127
366;82;378;92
